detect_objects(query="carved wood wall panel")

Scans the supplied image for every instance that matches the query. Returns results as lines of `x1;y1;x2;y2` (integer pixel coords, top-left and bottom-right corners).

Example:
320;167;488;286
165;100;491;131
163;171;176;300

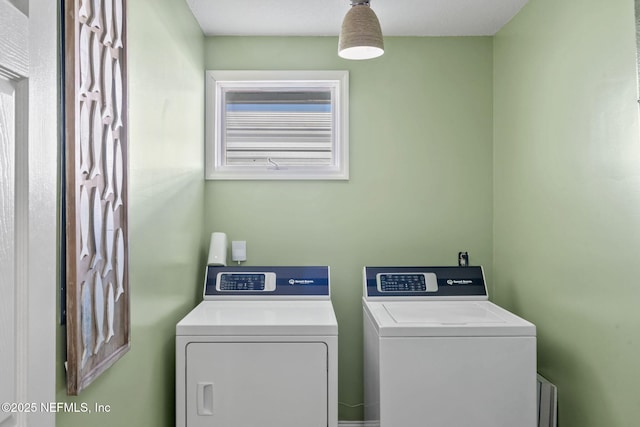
64;0;129;395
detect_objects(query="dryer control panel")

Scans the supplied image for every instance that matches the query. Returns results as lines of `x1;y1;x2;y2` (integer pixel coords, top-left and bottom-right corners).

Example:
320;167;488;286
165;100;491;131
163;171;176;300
204;266;330;299
364;266;488;300
216;272;277;292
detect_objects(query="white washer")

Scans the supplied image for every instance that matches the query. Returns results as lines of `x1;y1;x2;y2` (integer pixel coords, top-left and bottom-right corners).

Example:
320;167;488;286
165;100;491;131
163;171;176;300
363;266;537;427
177;266;338;427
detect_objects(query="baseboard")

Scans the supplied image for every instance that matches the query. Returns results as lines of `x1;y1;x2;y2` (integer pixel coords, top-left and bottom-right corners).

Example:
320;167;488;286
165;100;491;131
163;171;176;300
338;422;365;427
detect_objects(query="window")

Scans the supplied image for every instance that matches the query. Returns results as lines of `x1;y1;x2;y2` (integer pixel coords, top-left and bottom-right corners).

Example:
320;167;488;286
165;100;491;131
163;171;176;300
206;70;349;180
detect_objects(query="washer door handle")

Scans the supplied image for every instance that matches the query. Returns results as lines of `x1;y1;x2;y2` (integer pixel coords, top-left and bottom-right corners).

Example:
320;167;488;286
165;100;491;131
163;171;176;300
197;382;214;416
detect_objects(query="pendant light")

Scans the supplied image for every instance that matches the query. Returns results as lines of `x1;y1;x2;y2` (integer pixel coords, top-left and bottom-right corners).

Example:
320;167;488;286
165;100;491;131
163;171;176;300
338;0;384;60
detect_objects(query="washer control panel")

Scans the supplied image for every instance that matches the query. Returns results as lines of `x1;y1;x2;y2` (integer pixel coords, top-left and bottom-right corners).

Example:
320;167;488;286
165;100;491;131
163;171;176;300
376;273;438;293
364;266;488;300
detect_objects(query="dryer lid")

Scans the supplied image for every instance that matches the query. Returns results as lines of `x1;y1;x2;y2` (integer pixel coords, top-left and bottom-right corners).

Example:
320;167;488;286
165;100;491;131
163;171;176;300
177;300;338;336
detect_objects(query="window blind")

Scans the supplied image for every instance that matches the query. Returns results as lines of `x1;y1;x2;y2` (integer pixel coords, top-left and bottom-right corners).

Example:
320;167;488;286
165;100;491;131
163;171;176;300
223;90;334;167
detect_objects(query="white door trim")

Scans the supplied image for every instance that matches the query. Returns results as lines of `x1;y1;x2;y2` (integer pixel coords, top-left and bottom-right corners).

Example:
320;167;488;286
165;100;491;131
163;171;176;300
1;2;30;427
25;0;57;425
0;1;58;426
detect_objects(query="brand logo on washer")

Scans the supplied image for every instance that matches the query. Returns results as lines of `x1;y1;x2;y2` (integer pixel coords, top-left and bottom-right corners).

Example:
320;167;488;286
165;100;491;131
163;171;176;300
447;279;473;285
289;279;314;285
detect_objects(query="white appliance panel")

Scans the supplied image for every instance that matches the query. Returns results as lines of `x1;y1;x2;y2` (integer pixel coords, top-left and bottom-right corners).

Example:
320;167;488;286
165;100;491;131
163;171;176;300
363;310;381;424
186;342;328;427
379;336;536;426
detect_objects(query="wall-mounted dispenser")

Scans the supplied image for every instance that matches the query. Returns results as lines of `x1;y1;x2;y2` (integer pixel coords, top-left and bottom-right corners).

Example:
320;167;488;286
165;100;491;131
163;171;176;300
207;232;227;266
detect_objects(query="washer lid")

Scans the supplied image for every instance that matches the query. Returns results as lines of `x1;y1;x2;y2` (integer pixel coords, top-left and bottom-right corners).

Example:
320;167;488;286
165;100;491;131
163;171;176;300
176;300;338;336
363;300;535;337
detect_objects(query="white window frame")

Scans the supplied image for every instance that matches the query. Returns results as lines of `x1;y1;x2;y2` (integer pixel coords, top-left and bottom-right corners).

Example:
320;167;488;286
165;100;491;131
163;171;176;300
205;70;349;180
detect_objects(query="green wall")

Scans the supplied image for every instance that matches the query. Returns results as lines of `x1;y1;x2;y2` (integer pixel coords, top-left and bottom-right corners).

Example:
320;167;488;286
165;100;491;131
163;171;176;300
204;36;494;420
493;0;640;426
51;1;640;424
56;0;205;425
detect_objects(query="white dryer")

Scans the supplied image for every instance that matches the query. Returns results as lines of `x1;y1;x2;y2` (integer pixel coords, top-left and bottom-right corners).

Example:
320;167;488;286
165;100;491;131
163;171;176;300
363;266;536;427
177;266;338;427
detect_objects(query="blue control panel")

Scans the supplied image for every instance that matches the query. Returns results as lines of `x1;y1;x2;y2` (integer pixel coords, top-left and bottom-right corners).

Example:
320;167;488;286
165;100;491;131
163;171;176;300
364;266;487;298
204;266;330;298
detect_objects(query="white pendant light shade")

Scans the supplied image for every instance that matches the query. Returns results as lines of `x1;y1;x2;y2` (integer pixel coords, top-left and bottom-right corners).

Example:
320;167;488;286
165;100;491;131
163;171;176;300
338;1;384;60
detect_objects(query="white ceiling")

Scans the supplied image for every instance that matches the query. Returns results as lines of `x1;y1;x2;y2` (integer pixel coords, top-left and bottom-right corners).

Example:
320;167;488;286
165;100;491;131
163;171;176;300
185;0;529;37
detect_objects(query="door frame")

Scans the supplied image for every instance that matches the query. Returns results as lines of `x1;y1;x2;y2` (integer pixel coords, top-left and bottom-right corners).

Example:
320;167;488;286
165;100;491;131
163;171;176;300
0;1;58;426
